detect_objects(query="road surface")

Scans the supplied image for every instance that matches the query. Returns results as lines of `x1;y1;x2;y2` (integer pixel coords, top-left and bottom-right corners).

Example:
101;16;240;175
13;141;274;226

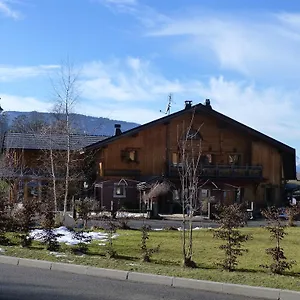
0;263;268;300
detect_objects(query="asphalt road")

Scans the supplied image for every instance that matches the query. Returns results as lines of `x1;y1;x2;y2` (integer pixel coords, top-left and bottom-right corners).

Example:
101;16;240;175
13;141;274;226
0;263;268;300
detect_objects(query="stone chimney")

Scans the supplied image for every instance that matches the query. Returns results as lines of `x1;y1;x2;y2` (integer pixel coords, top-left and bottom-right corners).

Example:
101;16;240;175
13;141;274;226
185;100;193;109
205;99;212;109
114;124;122;136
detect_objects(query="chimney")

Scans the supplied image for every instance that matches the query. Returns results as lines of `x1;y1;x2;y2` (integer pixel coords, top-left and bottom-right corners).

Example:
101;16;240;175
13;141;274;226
114;124;122;136
205;99;212;109
184;100;193;109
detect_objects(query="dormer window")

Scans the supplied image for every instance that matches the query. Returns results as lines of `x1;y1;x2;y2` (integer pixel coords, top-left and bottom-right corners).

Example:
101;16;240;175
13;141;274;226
113;183;126;198
121;148;139;163
229;154;241;166
129;150;137;162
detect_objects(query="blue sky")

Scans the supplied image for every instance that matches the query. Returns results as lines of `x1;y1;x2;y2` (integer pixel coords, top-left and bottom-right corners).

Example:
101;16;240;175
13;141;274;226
0;0;300;156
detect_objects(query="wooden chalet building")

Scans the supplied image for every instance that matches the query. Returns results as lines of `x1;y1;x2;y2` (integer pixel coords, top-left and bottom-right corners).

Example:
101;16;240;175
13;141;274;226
0;132;106;204
85;100;296;215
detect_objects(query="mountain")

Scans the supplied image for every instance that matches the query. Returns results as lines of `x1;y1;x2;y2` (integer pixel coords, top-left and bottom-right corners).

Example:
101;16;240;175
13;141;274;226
3;111;140;137
297;156;300;172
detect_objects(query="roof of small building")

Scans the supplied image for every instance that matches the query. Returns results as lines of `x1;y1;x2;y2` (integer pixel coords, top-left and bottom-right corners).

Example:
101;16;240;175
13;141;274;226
3;132;107;151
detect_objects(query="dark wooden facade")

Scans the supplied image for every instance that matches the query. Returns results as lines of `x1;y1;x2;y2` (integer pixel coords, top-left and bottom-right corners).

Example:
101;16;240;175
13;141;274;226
0;133;106;205
87;101;296;213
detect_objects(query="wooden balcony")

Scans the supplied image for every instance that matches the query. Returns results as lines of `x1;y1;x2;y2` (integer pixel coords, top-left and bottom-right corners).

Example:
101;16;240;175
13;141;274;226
103;169;141;177
168;164;263;179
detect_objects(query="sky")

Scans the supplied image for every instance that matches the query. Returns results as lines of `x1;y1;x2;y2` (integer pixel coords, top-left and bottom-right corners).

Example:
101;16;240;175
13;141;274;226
0;0;300;155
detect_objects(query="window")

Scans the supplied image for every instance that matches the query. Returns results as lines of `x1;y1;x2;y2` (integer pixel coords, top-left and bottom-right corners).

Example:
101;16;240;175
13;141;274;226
200;154;214;165
113;183;126;198
98;162;103;177
201;189;210;198
121;149;138;163
172;152;178;166
228;154;241;165
129;150;137;162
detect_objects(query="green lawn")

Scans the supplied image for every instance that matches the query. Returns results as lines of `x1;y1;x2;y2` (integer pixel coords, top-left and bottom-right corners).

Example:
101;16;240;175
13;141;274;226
2;227;300;291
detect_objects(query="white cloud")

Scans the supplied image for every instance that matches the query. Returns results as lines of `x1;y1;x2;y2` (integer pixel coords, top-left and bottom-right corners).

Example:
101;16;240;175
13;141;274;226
78;102;162;124
95;0;169;28
196;77;300;146
148;11;300;82
79;58;185;102
95;0;137;13
102;0;137;4
100;2;300;83
98;0;299;84
0;0;21;19
0;94;51;112
0;65;59;82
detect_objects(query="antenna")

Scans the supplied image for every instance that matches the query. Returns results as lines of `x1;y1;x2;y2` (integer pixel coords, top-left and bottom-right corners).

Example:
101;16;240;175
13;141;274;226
160;93;174;115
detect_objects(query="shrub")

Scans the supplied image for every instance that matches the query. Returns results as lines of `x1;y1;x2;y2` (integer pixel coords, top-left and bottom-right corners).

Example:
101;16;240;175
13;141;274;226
140;225;160;262
71;231;92;255
0;181;12;245
285;206;300;227
105;218;117;258
213;203;250;271
74;197;97;228
261;207;295;274
39;201;61;251
13;197;39;247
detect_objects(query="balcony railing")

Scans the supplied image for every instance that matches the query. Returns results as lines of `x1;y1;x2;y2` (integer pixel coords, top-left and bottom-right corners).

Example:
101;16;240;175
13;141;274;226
103;169;141;177
169;164;263;179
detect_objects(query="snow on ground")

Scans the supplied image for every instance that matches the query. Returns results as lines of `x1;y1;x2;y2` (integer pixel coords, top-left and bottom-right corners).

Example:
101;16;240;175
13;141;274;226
0;248;5;253
30;226;118;246
153;227;213;231
177;226;213;231
87;212;147;219
116;212;146;218
49;251;67;257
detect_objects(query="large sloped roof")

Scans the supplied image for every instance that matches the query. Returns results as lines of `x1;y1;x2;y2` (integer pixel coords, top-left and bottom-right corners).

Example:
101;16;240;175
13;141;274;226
86;102;295;153
3;132;107;151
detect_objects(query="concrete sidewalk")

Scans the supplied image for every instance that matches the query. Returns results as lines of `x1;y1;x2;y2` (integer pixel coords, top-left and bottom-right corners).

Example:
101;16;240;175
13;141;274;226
0;255;299;300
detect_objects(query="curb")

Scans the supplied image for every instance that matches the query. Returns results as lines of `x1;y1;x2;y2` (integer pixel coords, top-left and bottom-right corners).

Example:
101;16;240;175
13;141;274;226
0;255;299;300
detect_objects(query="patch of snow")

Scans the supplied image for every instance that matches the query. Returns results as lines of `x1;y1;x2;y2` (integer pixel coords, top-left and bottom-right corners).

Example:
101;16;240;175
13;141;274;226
30;226;119;246
152;228;163;231
0;248;5;253
177;227;209;231
49;251;67;258
116;212;146;218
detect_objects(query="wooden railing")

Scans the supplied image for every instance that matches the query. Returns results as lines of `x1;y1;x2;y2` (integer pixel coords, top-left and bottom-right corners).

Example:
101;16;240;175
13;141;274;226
103;169;141;177
169;164;263;179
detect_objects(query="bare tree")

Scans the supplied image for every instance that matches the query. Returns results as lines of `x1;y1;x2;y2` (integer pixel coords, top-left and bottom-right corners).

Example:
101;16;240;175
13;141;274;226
50;60;80;221
177;110;203;268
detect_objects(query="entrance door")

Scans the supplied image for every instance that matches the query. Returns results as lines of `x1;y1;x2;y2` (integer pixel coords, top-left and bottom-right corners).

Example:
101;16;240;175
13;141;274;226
265;187;274;206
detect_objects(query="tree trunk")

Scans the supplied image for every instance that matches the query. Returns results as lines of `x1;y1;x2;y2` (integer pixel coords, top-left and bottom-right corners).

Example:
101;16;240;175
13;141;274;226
62;104;70;222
